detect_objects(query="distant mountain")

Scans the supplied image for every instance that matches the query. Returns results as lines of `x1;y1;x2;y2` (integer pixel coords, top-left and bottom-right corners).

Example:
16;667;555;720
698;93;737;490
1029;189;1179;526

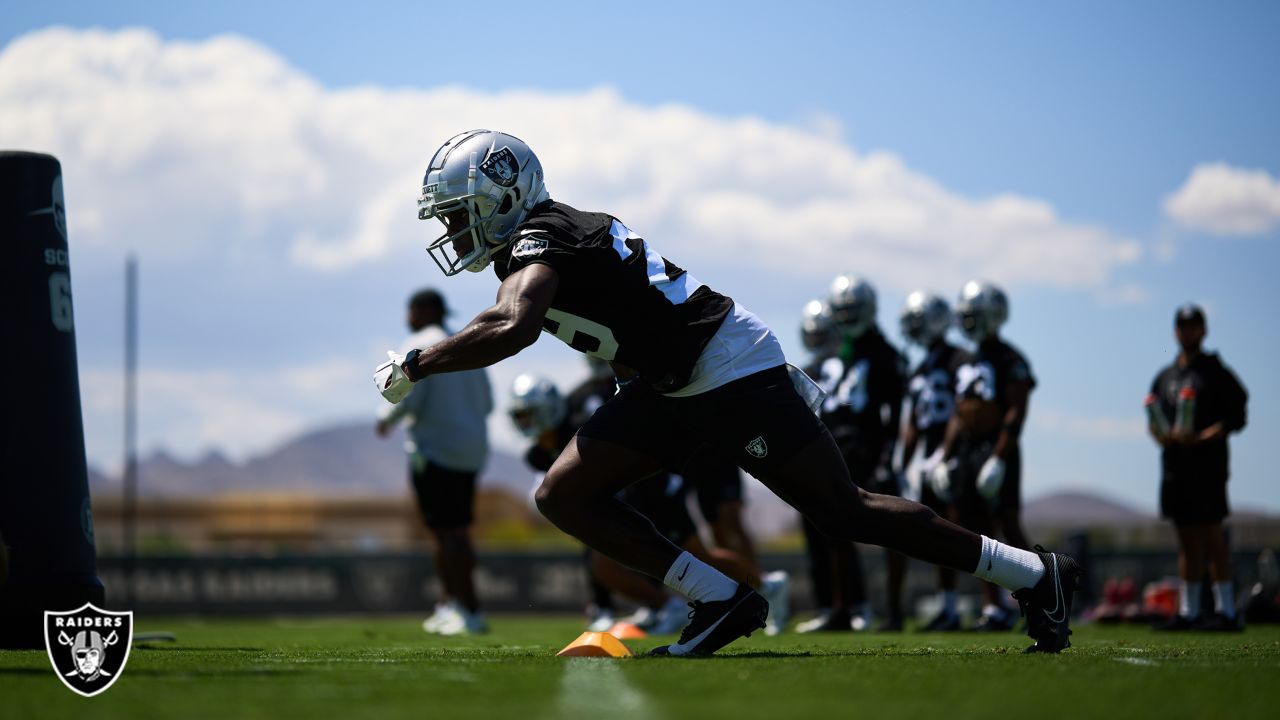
88;421;539;499
87;423;1270;538
1023;491;1152;526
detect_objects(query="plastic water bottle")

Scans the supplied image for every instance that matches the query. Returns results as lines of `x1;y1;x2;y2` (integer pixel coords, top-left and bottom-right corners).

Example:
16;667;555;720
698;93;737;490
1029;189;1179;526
1145;393;1170;436
1174;385;1196;437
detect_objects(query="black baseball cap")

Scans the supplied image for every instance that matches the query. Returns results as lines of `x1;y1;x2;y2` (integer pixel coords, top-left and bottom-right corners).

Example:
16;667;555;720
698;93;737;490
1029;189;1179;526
1174;303;1205;327
409;288;449;316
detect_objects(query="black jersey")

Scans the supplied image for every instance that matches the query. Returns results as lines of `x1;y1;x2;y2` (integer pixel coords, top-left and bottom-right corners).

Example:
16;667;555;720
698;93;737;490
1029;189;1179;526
494;201;734;393
1149;352;1248;481
817;327;906;467
955;337;1036;409
906;342;972;455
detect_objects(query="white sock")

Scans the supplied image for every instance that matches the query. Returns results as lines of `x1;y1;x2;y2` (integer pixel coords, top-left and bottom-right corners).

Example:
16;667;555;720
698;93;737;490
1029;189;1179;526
663;551;737;603
941;590;958;617
1181;581;1202;619
972;535;1045;591
1213;582;1236;619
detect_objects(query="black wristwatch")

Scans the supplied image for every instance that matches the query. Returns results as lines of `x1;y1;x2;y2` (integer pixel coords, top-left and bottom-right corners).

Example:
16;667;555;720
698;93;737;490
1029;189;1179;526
401;348;423;382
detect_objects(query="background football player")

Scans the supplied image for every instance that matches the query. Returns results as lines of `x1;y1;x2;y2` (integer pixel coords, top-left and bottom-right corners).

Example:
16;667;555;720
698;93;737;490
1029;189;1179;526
895;291;970;631
509;368;774;635
379;129;1080;655
929;281;1035;632
800;275;907;632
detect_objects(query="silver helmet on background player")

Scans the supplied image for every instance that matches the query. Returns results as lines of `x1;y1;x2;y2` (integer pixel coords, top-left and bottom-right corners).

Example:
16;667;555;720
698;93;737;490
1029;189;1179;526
418;130;549;276
828;274;877;340
800;299;835;354
507;373;566;438
955;280;1009;342
899;291;951;347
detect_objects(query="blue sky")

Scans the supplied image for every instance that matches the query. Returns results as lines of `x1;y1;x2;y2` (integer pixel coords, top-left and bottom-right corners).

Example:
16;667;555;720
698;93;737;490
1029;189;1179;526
3;1;1278;514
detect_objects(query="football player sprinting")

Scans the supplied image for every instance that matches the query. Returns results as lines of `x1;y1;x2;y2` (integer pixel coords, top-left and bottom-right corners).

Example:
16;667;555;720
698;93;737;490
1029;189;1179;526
895;291;971;632
929;282;1037;631
375;130;1080;654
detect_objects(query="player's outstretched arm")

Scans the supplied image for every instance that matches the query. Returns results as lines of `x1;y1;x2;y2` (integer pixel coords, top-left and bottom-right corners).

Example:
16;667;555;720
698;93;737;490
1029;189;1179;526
408;264;559;377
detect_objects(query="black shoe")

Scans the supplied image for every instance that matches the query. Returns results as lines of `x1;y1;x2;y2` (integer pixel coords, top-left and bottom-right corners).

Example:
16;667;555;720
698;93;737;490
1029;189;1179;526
1194;613;1244;633
1012;545;1081;654
921;611;961;632
875;616;904;633
648;583;768;657
795;608;853;633
971;609;1017;632
1152;614;1197;632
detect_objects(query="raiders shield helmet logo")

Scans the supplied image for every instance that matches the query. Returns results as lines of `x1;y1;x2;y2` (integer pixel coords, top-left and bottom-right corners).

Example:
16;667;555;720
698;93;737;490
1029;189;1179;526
745;436;768;459
44;603;133;697
480;147;520;187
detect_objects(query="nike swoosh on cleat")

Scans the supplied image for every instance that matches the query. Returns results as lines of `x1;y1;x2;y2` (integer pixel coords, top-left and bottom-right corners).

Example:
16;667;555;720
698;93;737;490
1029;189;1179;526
1042;556;1067;624
676;563;689;582
667;593;751;656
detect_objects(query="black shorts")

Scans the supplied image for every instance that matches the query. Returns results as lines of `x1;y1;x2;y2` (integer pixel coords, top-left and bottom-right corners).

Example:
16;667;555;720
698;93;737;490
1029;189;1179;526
1160;474;1229;527
410;460;478;530
681;451;744;523
578;365;826;481
952;437;1021;522
618;474;697;546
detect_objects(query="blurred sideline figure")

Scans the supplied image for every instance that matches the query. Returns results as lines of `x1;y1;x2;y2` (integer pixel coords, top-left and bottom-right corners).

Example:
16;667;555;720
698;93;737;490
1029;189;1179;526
378;130;1080;656
800;275;907;632
377;288;494;635
1148;304;1249;632
930;281;1034;631
895;291;970;631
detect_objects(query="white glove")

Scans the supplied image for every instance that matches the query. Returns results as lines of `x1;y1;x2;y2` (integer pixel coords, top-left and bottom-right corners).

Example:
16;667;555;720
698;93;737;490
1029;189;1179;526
374;350;413;404
927;453;954;503
977;455;1006;502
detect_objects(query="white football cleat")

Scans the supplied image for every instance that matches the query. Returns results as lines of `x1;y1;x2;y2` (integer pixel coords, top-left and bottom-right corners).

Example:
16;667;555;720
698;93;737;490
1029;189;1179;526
422;602;460;634
760;570;792;636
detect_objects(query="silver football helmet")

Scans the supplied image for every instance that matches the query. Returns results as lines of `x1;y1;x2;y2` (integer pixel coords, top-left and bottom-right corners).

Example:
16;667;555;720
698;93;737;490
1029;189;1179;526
828;274;877;339
956;280;1009;342
507;373;566;438
418;130;549;276
800;299;835;353
899;291;951;347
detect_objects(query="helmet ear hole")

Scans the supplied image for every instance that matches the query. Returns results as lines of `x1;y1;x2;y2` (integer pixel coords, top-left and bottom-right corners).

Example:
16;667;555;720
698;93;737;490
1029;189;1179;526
498;193;513;215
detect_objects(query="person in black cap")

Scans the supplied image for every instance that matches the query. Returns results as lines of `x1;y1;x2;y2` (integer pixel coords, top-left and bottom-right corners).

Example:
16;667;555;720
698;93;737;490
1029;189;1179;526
377;287;494;635
1148;304;1249;631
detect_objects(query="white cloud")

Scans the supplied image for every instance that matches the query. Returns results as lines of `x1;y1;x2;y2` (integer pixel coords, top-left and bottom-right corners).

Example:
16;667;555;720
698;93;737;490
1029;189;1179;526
1;27;1149;464
1164;163;1280;236
1;26;1140;291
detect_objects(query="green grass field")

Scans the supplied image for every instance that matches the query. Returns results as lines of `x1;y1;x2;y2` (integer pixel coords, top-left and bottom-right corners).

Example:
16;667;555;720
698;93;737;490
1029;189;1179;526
2;616;1277;720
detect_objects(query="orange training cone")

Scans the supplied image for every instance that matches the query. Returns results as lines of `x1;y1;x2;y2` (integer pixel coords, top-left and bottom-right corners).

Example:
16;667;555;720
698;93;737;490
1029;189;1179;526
556;631;633;658
607;622;647;639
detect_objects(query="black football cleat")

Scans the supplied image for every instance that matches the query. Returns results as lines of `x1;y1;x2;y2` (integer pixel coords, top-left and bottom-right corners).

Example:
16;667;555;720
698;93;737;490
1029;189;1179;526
1012;545;1081;654
648;583;768;657
1151;614;1197;632
1194;613;1244;633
